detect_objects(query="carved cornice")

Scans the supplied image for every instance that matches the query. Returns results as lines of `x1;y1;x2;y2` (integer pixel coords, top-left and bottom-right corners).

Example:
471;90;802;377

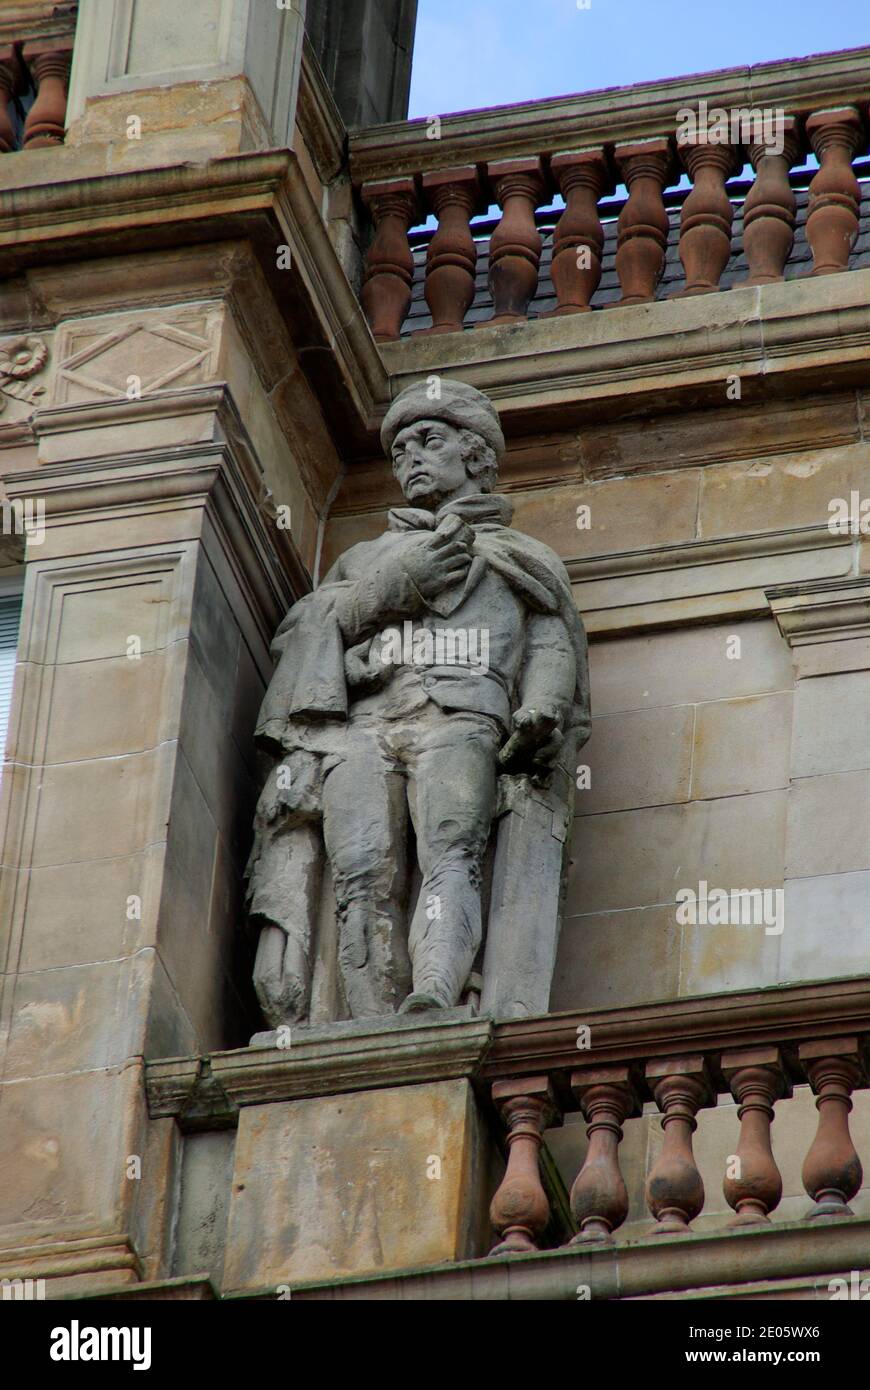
0;1;77;48
144;977;870;1125
5;384;308;634
146;1013;493;1121
349;46;870;184
297;35;347;185
377;270;870;435
285;1214;870;1301
766;575;870;646
0;151;388;453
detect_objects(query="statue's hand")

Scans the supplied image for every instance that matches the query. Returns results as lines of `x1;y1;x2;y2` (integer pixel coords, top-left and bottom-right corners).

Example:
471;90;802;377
498;703;564;770
399;517;473;602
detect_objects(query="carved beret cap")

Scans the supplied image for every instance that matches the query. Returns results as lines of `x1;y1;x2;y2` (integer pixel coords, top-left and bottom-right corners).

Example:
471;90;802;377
381;379;505;461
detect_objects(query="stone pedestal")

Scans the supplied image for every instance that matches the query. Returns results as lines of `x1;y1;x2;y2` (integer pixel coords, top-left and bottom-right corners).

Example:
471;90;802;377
224;1078;491;1290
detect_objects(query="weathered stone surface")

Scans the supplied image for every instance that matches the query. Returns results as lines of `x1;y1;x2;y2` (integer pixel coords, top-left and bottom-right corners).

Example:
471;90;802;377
221;1078;493;1290
551;905;681;1010
588;620;793;715
580;705;693;815
792;671;870;778
691;693;792;799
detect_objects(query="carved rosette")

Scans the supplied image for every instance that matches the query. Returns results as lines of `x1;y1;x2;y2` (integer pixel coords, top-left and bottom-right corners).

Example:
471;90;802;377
0;334;49;412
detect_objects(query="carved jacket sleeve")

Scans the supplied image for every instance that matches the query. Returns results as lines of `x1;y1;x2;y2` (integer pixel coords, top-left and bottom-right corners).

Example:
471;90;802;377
517;612;578;730
327;547;425;646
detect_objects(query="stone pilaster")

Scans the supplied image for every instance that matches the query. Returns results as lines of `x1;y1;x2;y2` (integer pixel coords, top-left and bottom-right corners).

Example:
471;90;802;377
767;577;870;983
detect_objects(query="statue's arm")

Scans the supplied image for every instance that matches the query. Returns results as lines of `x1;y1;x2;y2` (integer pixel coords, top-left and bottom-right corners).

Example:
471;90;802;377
330;555;425;645
328;524;474;645
517;612;577;728
500;612;583;770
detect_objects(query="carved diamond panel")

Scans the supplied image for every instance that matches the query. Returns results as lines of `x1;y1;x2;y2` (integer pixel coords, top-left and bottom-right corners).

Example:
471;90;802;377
52;310;222;405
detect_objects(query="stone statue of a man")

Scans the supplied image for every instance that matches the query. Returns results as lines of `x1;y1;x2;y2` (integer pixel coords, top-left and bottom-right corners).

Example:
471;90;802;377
246;380;589;1026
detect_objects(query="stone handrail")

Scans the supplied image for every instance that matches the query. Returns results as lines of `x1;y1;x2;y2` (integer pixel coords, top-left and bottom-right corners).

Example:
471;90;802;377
348;46;870;340
483;979;870;1252
0;1;77;153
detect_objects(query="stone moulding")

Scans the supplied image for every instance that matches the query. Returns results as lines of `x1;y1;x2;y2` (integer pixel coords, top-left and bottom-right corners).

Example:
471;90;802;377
376;268;870;429
348;46;870;184
296;32;346;186
278;1214;870;1302
144;978;870;1126
766;574;870;645
13;382;308;629
0;150;388;453
146;1015;494;1123
572;523;856;636
0;1233;140;1287
482;978;870;1097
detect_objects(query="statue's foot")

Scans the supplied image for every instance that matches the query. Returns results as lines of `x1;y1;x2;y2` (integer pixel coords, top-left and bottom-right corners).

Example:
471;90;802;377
398;991;445;1015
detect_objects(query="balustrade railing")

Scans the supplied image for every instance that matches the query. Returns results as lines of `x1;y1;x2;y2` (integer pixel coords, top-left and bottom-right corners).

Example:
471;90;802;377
0;4;76;154
350;50;870;340
480;984;870;1255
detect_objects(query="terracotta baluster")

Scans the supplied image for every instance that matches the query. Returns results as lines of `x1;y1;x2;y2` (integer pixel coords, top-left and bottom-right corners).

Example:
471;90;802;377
545;149;612;315
677;137;739;293
360;177;419;343
489;1076;557;1255
613;139;672;305
568;1065;639;1243
483;157;546;324
0;47;20;154
645;1056;712;1234
799;1038;865;1218
721;1047;790;1226
741;120;799;285
806;108;864;276
417;166;480;335
22;41;71;148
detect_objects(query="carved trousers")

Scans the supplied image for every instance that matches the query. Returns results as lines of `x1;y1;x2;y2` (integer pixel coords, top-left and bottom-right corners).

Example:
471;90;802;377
321;704;501;1016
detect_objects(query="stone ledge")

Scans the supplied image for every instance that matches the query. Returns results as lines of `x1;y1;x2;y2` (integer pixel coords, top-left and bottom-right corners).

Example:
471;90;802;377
277;1214;870;1302
349;46;870;183
377;270;870;432
146;1012;494;1123
81;1275;218;1302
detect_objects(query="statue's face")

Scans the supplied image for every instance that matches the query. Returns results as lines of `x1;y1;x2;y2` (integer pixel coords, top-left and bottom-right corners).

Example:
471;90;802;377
391;418;475;506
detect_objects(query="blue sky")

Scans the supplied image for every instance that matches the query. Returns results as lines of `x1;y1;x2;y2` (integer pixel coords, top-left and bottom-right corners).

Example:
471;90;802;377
408;0;870;118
